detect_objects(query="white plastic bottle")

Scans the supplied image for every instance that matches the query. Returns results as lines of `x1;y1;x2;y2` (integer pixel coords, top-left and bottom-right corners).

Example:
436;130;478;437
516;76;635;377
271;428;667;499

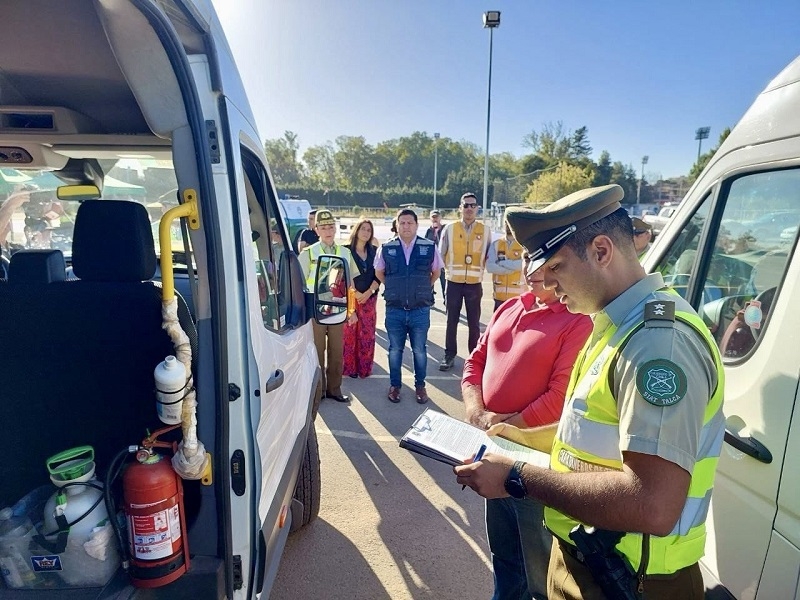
0;507;40;588
154;355;187;425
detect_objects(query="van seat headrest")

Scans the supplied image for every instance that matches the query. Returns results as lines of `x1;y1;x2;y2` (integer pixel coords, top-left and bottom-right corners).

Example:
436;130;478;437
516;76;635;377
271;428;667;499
72;200;157;282
9;249;67;284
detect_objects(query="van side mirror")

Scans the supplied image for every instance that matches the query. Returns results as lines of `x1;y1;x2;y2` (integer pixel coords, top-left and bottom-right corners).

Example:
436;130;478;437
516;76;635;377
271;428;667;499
313;255;349;325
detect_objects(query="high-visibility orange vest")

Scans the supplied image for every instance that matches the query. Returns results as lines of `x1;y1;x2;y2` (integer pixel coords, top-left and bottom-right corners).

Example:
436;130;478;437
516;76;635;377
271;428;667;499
492;238;525;301
445;221;488;284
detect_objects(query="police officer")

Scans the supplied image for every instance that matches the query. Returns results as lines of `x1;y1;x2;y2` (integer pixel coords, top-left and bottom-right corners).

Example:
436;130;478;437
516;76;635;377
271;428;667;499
486;222;525;311
631;216;653;259
299;209;358;403
455;184;724;600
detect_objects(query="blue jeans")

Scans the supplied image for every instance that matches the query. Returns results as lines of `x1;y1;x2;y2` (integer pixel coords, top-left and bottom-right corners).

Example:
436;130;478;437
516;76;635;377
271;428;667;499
385;306;430;388
486;497;551;600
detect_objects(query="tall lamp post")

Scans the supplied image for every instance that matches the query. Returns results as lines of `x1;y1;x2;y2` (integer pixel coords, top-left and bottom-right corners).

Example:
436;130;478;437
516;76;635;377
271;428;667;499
695;126;710;163
433;132;440;211
482;10;500;216
637;155;649;205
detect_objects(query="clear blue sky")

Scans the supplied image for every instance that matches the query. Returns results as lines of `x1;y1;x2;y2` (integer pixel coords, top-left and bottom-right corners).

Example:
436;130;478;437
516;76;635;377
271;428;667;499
211;0;799;179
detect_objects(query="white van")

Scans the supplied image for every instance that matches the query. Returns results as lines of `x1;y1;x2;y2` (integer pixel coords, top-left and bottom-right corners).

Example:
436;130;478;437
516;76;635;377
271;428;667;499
0;1;343;598
645;54;800;599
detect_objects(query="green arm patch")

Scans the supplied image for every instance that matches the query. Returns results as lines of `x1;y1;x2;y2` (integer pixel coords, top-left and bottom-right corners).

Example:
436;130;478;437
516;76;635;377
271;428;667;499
635;359;688;406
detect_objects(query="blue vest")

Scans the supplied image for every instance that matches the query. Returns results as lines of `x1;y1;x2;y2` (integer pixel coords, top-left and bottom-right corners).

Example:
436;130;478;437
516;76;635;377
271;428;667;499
381;237;435;309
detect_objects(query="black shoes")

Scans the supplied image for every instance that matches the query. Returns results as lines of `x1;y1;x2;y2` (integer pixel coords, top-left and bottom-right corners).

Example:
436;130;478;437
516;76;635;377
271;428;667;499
326;391;349;403
438;357;454;371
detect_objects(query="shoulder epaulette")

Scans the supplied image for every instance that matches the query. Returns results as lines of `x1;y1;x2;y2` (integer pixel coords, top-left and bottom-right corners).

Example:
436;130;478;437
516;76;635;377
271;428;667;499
644;299;675;322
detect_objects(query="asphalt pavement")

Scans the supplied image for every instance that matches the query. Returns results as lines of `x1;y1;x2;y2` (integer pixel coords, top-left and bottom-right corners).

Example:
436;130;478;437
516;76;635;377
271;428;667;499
271;272;498;600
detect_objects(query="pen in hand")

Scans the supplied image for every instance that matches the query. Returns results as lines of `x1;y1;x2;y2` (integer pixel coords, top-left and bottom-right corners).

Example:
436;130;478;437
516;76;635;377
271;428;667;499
462;443;488;490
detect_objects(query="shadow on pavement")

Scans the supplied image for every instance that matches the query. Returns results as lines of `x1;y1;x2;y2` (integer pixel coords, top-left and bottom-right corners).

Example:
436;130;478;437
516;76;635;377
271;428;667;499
270;517;394;600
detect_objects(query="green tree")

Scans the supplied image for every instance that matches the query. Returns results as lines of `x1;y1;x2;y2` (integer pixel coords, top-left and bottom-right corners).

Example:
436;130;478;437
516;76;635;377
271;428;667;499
522;121;592;165
302;143;336;189
264;130;303;185
333;136;377;190
524;162;592;204
593;151;613;186
570;126;592;159
609;161;639;204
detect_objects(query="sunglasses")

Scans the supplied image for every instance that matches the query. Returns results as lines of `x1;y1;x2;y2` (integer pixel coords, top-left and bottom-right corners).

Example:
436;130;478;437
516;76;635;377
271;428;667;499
634;229;650;235
462;203;478;208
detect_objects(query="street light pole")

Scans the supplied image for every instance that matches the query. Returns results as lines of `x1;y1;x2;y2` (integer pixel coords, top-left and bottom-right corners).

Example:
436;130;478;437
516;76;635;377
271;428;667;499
482;11;500;216
637;155;649;205
433;132;440;211
695;126;710;163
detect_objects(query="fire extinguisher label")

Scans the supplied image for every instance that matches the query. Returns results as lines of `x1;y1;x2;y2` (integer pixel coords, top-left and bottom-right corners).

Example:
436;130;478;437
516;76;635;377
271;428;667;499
130;506;182;560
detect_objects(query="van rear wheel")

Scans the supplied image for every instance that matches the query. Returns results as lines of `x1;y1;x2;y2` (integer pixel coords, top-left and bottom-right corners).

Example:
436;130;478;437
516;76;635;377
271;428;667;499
291;424;321;531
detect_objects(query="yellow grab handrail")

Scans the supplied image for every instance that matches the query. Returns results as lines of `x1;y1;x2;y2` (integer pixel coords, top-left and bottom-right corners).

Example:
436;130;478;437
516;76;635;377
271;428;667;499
159;189;199;301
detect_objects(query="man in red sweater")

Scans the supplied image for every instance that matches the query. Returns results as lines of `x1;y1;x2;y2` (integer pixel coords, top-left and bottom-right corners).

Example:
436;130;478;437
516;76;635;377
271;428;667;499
463;252;591;600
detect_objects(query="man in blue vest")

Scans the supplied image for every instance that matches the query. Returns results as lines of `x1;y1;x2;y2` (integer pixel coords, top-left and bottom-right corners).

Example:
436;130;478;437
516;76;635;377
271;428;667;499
375;208;443;404
455;185;724;600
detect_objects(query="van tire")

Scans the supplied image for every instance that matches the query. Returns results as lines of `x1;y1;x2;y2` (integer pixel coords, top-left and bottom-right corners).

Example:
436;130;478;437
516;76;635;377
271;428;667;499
291;424;321;531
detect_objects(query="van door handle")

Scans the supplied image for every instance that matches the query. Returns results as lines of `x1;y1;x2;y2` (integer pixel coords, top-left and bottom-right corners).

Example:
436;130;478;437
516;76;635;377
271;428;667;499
265;369;285;393
724;429;773;464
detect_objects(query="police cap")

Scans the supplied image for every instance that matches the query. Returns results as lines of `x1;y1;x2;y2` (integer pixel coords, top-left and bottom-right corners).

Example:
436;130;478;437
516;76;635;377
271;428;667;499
631;216;652;234
315;209;336;226
506;184;624;272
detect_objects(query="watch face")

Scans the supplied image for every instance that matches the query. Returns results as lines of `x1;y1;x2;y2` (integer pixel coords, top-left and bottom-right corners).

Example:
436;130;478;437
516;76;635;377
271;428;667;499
504;465;527;499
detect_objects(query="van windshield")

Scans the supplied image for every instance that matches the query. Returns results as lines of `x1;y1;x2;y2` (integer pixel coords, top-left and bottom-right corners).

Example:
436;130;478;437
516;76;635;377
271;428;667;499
0;158;184;265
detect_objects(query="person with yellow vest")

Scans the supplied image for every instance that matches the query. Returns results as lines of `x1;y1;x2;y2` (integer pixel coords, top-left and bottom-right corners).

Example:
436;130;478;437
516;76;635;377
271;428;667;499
299;209;359;403
455;184;724;600
486;222;525;311
438;192;492;371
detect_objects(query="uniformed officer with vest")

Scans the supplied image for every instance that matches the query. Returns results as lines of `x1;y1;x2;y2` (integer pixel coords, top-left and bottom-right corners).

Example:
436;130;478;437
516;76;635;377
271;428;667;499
455;184;724;600
299;209;359;403
438;192;492;370
486;222;525;311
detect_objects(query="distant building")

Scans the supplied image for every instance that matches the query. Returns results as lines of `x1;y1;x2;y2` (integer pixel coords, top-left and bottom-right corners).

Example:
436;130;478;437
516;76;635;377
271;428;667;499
653;176;690;205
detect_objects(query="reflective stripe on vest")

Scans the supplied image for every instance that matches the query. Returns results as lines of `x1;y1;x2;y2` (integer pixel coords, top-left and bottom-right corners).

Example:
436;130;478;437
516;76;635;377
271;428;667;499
544;291;725;575
492;238;525;301
445;221;488;284
305;243;342;289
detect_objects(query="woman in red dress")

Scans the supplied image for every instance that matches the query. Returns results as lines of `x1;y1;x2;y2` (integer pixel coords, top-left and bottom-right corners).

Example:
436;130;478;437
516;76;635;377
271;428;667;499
343;218;380;378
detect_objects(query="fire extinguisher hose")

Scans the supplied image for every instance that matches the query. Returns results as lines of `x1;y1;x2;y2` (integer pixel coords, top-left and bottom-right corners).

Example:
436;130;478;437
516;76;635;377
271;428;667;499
105;446;137;570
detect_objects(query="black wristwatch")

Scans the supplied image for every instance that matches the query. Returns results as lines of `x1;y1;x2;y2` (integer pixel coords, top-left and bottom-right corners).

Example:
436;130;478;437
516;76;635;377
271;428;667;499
504;461;528;499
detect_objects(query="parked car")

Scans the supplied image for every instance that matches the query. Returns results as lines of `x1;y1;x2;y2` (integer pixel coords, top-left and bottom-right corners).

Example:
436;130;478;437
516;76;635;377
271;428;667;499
642;203;679;237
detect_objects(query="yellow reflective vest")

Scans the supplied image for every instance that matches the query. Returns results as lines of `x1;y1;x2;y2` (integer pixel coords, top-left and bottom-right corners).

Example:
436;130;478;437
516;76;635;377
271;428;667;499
492;238;525;301
445;221;488;284
544;293;725;575
304;243;342;289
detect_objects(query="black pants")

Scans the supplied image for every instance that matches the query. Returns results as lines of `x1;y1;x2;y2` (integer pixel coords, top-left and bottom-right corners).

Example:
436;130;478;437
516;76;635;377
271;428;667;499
444;281;482;360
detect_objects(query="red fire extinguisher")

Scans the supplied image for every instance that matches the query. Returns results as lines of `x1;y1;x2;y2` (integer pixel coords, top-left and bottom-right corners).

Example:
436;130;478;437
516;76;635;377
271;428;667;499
122;425;189;588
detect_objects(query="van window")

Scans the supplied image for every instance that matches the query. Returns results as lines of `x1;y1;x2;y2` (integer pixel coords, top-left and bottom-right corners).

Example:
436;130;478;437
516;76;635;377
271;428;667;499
241;148;290;331
657;169;800;361
656;193;711;300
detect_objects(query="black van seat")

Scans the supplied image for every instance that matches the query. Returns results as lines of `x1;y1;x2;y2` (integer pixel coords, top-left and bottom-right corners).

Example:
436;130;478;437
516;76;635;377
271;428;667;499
0;200;196;507
8;249;67;284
